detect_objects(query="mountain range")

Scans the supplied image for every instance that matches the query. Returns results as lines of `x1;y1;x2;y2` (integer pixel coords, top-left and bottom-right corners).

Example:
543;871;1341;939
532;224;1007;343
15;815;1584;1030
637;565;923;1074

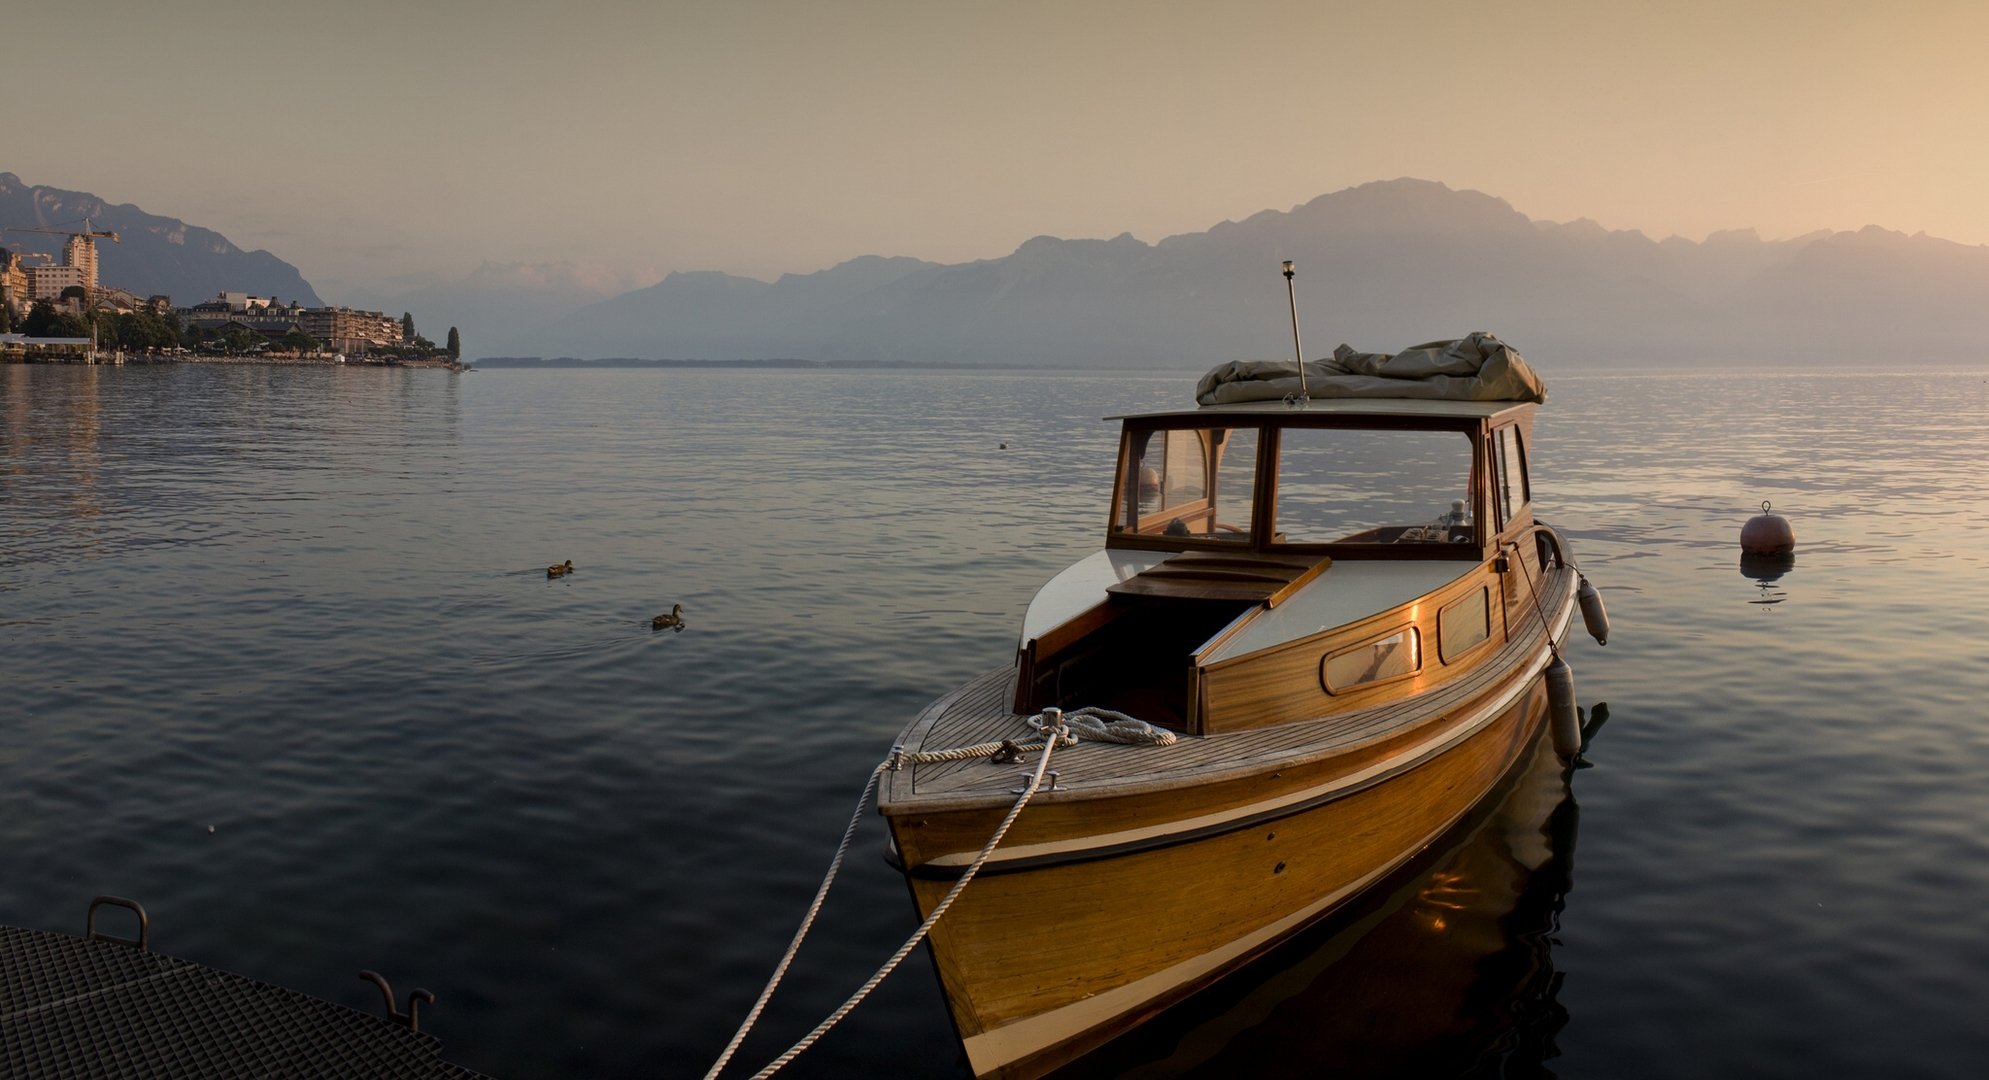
1;172;320;307
497;179;1989;367
11;170;1989;368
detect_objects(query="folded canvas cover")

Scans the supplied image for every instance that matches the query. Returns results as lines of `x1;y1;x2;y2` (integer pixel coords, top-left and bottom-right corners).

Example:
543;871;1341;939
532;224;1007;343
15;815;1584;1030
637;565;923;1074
1195;332;1546;406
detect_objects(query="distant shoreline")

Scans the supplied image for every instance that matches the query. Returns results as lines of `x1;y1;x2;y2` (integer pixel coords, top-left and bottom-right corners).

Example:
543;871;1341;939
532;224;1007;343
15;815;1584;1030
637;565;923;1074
3;353;468;371
471;356;1071;370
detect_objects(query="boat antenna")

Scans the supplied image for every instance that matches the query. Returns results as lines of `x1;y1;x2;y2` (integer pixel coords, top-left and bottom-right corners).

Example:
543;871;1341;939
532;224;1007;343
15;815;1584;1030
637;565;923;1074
1282;260;1309;402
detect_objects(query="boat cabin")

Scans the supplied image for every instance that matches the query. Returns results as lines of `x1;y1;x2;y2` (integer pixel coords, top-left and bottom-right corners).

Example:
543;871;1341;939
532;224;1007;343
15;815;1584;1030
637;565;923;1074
1014;397;1543;733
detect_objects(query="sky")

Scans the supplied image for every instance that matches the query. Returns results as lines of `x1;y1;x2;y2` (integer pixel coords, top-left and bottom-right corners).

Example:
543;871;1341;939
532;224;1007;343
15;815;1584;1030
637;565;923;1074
9;0;1988;306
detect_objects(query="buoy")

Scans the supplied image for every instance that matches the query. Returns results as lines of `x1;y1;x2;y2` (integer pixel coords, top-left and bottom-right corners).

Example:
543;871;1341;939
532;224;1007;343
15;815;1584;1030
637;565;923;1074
1577;575;1610;645
1545;654;1581;759
1741;500;1795;554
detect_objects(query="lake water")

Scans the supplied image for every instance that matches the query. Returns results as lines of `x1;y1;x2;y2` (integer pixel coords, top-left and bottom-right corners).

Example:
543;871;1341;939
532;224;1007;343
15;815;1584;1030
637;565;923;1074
3;362;1987;1079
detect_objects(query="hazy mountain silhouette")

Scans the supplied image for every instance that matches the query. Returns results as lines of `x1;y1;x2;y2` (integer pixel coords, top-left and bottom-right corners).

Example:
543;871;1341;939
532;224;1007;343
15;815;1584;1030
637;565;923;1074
1;172;321;307
15;170;1984;367
505;254;943;359
497;179;1989;367
392;260;665;354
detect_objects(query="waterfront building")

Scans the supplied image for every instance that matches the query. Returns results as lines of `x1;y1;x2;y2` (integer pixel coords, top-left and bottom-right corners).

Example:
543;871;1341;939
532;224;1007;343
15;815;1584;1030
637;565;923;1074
27;263;89;301
180;293;303;339
0;333;95;362
64;234;98;290
297;306;404;354
0;250;26;317
173;295;405;354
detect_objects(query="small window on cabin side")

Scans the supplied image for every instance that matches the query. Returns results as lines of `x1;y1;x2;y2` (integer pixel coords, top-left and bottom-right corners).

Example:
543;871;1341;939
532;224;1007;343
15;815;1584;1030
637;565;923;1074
1439;587;1491;662
1492;426;1530;530
1114;426;1256;542
1273;429;1474;545
1323;627;1421;693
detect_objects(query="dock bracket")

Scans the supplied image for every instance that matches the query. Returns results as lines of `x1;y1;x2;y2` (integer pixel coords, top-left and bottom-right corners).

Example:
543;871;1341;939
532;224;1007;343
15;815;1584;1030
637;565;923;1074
85;895;150;952
358;969;437;1034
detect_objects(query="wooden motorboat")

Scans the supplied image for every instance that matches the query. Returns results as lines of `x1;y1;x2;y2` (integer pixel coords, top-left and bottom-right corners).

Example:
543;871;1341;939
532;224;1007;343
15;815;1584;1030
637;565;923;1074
879;362;1604;1079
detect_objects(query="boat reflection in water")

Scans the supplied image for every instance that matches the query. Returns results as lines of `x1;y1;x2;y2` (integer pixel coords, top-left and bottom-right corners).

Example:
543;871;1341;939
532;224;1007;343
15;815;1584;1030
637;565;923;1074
1058;691;1606;1080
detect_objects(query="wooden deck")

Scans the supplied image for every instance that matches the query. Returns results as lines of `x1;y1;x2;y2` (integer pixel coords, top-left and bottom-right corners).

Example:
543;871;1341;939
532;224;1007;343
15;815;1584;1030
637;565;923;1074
890;564;1574;813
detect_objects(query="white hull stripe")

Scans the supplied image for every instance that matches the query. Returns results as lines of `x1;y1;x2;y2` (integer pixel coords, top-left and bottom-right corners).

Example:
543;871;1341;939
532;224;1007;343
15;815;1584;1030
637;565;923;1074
925;592;1574;872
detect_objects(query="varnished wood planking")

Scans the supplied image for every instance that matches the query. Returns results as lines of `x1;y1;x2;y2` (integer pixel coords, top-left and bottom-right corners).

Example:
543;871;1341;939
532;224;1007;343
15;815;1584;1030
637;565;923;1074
908;683;1546;1053
889;564;1570;815
1196;561;1510;733
889;647;1546;873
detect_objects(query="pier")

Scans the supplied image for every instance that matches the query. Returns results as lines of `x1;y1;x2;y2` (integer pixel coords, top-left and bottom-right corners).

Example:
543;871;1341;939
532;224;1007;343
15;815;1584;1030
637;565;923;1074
1;899;489;1078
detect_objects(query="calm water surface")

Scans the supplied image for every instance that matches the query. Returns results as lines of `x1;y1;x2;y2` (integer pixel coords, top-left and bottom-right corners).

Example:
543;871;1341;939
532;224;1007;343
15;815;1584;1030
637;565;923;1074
3;362;1987;1078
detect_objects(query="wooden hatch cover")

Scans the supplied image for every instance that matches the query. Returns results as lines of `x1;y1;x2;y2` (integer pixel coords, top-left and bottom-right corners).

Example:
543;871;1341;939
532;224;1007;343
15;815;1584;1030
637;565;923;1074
1105;550;1330;607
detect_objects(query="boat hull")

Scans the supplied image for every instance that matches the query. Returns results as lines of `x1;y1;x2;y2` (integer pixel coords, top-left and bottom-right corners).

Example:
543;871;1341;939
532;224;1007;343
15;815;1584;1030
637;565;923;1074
891;667;1553;1079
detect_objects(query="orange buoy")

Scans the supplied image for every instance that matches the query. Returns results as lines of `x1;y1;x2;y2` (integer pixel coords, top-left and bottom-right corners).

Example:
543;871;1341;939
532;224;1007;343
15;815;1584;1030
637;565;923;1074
1741;500;1794;554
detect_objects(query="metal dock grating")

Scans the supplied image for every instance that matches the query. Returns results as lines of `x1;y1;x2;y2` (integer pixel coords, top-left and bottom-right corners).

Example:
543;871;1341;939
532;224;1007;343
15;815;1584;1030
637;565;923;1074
1;922;491;1078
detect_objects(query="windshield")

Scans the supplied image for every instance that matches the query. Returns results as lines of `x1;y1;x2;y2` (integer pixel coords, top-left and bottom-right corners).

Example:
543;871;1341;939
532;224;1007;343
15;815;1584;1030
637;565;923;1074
1111;423;1477;548
1112;426;1258;542
1273;427;1476;545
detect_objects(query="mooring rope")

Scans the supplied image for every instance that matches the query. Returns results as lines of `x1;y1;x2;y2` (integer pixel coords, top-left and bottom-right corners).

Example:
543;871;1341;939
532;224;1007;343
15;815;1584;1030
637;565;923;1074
700;765;885;1080
1507;536;1564;660
703;705;1173;1079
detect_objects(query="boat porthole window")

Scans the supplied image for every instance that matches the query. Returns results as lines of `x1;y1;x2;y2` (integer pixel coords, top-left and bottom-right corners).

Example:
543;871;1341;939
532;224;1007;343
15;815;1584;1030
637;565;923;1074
1439;587;1491;663
1322;627;1421;694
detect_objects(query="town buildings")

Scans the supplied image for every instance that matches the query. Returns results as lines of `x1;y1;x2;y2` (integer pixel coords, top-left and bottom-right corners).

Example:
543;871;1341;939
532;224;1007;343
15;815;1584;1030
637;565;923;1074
4;237;412;355
297;306;404;353
2;233;104;316
178;292;405;352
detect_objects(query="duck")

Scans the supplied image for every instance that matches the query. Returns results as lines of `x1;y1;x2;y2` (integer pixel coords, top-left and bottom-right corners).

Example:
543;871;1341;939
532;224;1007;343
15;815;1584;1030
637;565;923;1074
547;560;574;578
652;603;685;631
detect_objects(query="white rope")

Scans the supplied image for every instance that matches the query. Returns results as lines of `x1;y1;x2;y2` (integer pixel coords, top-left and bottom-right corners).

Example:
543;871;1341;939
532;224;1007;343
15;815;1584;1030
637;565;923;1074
739;722;1067;1080
705;705;1174;1079
701;764;885;1080
1055;705;1177;746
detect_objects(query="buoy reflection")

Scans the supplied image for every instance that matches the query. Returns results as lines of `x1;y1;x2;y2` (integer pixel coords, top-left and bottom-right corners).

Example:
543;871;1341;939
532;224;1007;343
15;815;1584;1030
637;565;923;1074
1740;550;1794;606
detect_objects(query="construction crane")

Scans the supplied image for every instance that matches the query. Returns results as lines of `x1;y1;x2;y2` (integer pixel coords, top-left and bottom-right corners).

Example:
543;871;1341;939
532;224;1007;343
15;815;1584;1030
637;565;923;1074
1;219;122;246
3;219;122;302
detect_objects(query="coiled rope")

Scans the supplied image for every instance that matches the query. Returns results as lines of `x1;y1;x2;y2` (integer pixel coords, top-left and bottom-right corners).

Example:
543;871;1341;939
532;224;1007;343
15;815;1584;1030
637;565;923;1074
893;705;1176;766
702;706;1173;1080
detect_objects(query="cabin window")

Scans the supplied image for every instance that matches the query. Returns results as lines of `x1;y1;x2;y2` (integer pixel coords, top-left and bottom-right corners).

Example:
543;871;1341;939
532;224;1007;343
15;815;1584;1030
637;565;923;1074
1114;426;1256;542
1439;587;1491;662
1323;627;1421;693
1493;426;1530;529
1273;429;1475;545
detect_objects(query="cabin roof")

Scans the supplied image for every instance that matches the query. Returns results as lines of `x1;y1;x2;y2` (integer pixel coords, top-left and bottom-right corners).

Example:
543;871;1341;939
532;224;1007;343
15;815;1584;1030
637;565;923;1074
1110;397;1533;423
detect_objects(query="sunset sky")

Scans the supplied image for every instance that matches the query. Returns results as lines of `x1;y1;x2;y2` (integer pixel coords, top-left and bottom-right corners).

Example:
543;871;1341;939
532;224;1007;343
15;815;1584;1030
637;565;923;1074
10;0;1986;305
